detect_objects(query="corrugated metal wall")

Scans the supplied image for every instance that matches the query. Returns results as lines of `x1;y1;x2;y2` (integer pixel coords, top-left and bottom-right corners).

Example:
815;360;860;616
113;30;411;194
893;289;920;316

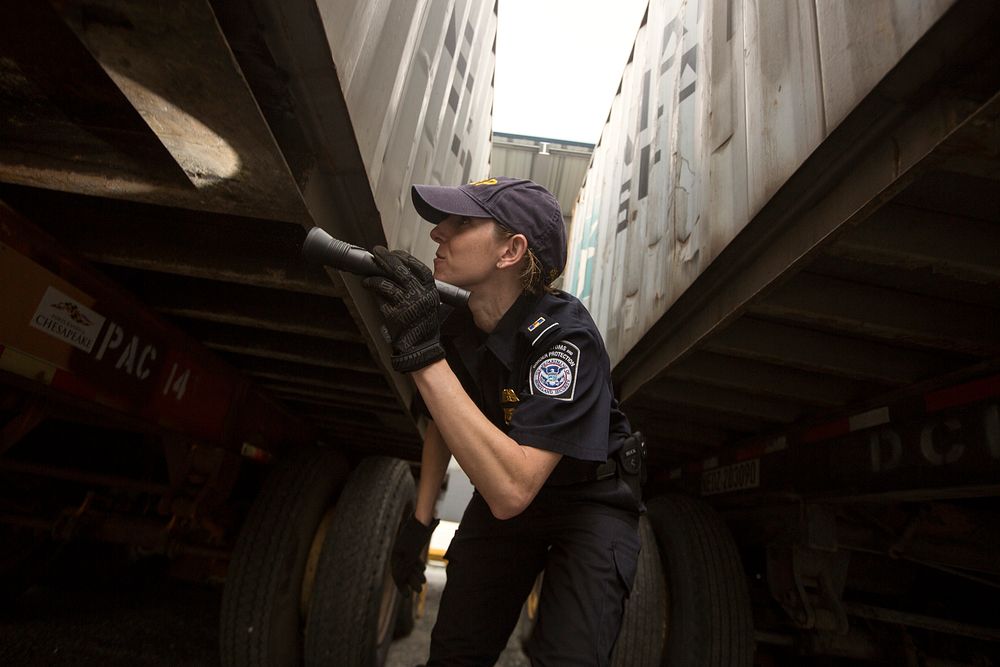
491;132;593;222
564;0;956;366
323;0;497;267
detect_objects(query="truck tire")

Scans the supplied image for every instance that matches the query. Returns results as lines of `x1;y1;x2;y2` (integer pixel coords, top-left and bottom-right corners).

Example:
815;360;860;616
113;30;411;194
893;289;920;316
611;514;668;666
304;456;415;667
219;446;348;667
646;494;754;667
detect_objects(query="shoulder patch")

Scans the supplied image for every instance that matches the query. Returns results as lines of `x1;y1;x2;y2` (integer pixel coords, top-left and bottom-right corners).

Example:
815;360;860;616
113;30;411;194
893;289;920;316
530;340;580;401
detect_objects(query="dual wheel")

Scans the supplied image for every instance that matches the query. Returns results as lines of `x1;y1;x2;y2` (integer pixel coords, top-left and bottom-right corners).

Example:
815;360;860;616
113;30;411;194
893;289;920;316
220;449;416;667
220;447;754;667
611;494;755;666
640;493;755;667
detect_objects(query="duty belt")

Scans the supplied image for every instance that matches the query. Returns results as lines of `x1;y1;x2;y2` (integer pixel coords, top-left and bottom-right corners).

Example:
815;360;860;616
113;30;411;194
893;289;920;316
544;431;645;488
545;458;615;486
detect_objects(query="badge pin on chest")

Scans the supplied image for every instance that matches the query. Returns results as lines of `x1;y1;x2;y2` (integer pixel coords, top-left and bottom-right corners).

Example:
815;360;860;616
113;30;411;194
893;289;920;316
501;388;519;425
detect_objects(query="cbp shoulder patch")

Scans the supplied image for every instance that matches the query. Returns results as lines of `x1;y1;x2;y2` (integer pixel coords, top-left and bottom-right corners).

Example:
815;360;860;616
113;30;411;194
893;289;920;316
529;340;580;401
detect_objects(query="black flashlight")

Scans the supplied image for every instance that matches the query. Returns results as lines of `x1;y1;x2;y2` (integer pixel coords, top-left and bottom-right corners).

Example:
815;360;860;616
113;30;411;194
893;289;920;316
301;227;470;308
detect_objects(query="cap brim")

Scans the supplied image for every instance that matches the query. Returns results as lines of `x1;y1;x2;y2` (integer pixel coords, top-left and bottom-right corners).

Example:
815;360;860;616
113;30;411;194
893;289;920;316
411;184;491;223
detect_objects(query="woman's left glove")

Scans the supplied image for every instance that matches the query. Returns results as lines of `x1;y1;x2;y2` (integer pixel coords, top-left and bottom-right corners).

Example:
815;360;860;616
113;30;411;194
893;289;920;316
391;514;439;593
362;246;446;373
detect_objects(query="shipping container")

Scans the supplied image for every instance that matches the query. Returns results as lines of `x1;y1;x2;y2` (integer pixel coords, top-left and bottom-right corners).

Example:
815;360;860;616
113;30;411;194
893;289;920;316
566;0;1000;664
0;1;494;664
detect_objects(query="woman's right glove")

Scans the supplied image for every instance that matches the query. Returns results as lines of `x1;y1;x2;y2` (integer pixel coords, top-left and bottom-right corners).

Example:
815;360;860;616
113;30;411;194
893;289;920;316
391;513;440;593
361;246;445;373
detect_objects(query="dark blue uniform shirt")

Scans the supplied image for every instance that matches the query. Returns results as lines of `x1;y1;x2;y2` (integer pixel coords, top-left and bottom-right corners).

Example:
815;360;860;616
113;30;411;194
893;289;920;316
437;289;633;487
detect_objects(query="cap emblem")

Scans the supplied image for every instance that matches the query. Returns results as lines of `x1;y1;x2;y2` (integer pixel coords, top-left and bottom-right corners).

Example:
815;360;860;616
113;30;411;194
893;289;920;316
469;177;498;186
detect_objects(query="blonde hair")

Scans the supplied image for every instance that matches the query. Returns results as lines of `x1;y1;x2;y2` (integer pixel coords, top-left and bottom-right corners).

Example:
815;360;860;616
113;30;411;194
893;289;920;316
493;223;555;295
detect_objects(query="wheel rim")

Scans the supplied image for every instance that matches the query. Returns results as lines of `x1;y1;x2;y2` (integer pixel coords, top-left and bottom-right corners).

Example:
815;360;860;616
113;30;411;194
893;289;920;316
301;506;337;620
376;565;400;645
527;573;543;622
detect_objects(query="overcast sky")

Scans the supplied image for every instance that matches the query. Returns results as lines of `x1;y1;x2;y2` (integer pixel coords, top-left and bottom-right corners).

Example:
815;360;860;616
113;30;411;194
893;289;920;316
493;0;648;145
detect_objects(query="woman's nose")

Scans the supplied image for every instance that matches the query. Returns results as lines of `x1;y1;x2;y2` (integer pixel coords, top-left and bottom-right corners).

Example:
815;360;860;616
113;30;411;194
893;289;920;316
430;223;445;243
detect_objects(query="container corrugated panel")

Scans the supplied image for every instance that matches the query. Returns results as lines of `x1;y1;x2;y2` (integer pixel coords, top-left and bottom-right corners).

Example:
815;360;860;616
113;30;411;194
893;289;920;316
491;133;593;223
565;0;956;367
323;0;497;265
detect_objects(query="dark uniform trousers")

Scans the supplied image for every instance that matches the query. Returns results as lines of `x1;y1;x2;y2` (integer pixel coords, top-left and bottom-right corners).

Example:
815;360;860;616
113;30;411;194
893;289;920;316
428;479;640;667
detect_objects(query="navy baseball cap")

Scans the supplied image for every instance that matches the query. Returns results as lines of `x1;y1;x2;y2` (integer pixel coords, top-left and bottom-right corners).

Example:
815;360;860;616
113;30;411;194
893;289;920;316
411;177;567;284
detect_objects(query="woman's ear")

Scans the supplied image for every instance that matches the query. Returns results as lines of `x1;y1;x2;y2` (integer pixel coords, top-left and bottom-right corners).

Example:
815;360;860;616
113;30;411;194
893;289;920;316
497;233;528;269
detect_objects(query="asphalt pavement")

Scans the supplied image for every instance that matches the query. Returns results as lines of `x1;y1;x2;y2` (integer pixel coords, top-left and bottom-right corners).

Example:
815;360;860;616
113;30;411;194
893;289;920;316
0;555;220;666
0;550;528;667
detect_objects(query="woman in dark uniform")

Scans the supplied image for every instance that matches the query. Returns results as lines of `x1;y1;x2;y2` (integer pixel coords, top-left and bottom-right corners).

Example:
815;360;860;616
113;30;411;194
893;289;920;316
362;176;641;666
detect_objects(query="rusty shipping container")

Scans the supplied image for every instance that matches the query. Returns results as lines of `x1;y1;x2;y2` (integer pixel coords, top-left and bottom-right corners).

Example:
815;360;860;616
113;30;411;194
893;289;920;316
563;0;1000;665
0;1;495;664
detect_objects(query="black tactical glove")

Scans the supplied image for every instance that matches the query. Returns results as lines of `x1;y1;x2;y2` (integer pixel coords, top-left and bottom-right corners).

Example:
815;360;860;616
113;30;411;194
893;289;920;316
362;246;446;373
391;513;439;593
